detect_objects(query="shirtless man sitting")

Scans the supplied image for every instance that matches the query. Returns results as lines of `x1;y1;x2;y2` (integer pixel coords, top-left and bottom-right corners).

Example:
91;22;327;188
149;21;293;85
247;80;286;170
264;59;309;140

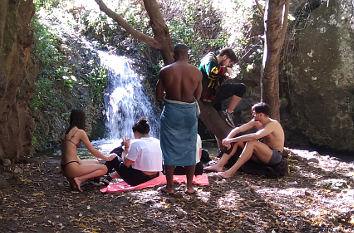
204;102;284;178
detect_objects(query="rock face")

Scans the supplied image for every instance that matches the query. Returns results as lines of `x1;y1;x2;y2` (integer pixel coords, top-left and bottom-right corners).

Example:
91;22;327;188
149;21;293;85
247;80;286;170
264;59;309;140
0;0;38;159
283;0;354;151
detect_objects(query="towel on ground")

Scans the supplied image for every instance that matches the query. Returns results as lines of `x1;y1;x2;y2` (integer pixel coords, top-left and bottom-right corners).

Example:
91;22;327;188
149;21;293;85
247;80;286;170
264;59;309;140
100;174;209;193
160;98;198;166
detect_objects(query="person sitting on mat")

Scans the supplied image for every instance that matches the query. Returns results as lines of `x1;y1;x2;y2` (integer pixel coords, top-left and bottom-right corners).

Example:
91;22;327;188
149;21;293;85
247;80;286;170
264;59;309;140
102;118;163;186
61;109;116;192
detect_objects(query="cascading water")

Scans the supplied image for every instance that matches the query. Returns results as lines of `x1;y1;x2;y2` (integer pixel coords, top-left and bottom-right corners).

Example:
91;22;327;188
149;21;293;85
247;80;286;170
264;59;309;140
98;51;159;140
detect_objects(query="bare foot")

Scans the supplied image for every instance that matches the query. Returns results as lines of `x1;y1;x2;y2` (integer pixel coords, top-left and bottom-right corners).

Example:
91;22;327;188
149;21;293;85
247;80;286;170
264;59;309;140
68;178;79;191
158;186;174;195
218;171;234;179
74;177;83;192
185;187;196;195
204;164;223;172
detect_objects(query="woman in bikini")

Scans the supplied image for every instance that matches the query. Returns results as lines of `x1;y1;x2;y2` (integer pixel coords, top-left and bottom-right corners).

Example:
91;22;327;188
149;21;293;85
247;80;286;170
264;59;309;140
61;109;116;192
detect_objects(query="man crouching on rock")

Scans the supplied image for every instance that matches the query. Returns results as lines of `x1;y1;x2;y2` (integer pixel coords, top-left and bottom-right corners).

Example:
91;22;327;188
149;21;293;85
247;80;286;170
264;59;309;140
204;102;284;178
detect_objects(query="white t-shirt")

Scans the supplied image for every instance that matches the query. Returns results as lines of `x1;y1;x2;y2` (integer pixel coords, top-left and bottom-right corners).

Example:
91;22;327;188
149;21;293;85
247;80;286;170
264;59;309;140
196;134;202;163
126;137;163;172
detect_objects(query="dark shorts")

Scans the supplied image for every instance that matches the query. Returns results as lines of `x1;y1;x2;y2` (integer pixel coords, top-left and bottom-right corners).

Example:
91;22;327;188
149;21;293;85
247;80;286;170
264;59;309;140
213;82;246;111
173;162;204;175
268;149;283;166
105;156;159;186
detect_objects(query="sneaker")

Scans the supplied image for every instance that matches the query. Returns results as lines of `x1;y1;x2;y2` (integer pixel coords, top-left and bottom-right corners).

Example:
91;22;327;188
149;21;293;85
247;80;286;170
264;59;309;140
100;175;113;186
222;110;235;128
89;178;104;186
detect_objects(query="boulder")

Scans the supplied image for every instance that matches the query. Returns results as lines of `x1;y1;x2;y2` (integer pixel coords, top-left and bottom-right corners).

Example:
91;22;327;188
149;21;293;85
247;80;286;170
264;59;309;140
283;0;354;152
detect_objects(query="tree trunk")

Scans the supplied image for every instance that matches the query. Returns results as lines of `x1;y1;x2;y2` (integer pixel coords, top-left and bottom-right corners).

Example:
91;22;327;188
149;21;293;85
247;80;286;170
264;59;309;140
261;0;289;120
198;101;232;140
143;0;174;65
0;0;37;160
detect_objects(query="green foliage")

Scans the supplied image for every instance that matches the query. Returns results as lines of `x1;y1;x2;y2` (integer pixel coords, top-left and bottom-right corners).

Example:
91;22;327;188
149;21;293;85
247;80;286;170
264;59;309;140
31;17;61;73
30;2;110;150
81;12;117;43
32;135;38;148
31;14;75;88
33;0;61;10
30;77;63;112
86;65;108;101
30;15;69;114
122;5;151;35
166;0;228;66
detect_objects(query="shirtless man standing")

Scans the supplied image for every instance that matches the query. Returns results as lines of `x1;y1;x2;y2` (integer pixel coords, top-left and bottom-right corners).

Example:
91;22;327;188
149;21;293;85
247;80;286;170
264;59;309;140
204;102;284;178
156;44;202;194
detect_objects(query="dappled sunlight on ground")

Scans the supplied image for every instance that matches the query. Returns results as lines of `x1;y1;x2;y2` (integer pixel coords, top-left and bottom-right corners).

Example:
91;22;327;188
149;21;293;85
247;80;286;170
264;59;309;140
217;190;241;210
1;147;353;232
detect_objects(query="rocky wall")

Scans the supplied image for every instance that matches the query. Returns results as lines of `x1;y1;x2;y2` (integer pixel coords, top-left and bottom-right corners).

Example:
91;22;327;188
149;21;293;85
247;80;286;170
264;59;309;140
283;0;354;151
0;0;38;160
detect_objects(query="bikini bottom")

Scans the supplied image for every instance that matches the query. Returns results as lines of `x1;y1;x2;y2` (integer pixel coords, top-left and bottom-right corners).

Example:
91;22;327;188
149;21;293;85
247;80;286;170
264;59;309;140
61;160;79;170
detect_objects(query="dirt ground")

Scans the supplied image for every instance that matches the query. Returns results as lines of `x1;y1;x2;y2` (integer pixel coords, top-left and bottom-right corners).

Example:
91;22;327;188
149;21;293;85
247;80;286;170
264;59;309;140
0;148;353;233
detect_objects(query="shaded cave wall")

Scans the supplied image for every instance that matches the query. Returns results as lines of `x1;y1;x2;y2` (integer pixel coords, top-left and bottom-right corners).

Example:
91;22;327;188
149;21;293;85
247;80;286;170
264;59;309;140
281;0;354;151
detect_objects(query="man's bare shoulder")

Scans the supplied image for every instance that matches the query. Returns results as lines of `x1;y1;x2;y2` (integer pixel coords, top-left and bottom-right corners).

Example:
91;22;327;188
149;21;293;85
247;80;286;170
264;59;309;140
159;64;174;72
269;118;281;125
266;119;283;130
186;64;202;77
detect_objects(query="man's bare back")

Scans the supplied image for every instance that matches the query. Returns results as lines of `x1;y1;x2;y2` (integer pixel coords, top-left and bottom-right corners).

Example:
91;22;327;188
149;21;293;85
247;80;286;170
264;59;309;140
156;61;202;103
156;44;202;194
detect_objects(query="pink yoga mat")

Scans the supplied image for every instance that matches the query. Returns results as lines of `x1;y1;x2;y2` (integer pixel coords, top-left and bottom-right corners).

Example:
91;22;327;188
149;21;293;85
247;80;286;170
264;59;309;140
100;174;209;193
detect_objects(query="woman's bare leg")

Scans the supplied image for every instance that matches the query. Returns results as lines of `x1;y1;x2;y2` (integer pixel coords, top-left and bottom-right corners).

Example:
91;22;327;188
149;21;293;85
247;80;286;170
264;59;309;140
72;164;108;192
80;159;100;165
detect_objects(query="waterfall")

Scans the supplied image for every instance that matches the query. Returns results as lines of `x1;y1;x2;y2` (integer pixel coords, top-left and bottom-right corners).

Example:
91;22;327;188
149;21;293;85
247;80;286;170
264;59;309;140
98;51;159;140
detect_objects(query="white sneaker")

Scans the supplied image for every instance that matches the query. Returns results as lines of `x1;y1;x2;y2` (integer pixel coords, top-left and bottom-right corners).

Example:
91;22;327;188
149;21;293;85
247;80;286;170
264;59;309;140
222;111;235;128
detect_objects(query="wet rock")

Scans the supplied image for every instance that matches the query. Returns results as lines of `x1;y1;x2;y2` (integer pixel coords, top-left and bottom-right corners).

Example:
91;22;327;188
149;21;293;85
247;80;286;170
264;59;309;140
290;154;305;162
316;179;348;190
307;158;319;163
2;159;11;167
13;167;23;174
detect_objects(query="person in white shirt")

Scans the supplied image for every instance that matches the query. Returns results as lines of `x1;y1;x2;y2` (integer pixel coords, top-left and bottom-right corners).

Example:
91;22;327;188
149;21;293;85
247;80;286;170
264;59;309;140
102;118;163;186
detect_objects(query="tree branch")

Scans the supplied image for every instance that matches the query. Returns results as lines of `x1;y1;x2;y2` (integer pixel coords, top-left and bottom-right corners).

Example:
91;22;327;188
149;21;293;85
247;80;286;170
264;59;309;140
94;0;161;49
143;0;174;64
279;0;289;46
255;0;264;17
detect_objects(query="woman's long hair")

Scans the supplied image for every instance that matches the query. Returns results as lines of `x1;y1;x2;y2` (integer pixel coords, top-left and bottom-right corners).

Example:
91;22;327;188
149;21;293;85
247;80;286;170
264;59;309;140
132;117;150;135
66;109;86;134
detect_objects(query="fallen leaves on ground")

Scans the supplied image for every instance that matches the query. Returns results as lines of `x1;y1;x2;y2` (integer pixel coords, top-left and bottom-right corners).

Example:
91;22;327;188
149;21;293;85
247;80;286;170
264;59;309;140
0;148;353;232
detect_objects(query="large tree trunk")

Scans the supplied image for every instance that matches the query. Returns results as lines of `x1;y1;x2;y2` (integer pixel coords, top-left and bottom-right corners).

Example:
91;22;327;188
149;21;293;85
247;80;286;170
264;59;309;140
198;101;232;140
143;0;174;65
261;0;289;120
0;0;37;160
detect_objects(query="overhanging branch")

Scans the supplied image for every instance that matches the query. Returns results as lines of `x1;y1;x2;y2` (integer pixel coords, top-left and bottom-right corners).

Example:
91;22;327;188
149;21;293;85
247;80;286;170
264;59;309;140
94;0;161;49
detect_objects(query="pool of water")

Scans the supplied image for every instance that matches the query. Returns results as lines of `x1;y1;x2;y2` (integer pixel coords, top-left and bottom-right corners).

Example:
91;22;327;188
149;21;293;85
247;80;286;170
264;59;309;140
49;138;220;160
